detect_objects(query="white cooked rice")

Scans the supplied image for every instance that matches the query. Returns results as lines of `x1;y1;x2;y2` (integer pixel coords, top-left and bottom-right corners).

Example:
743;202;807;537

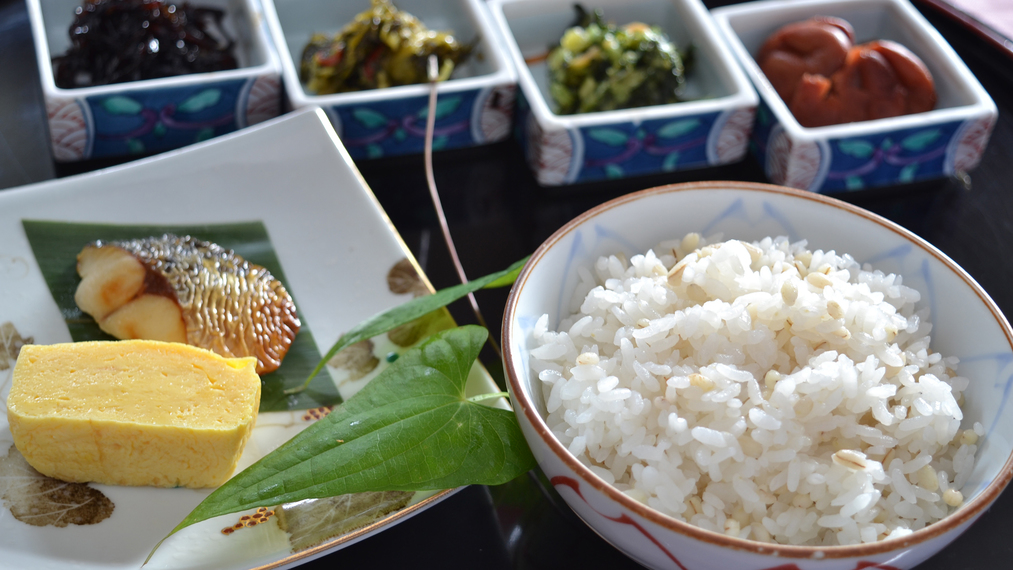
530;235;978;546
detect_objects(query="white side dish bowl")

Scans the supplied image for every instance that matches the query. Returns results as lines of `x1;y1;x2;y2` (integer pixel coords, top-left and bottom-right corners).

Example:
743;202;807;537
488;0;758;185
261;0;516;159
710;0;996;193
27;0;282;162
502;181;1013;570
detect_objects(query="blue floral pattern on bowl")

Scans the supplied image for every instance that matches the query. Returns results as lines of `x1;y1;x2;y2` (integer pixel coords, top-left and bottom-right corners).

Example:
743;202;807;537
517;93;755;185
749;99;996;193
710;0;998;194
324;84;516;160
47;76;280;161
31;0;283;163
263;0;517;160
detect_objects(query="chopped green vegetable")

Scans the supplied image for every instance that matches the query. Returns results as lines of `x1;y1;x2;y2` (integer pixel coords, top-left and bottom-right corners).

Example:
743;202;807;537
151;326;536;558
547;5;693;114
300;0;475;94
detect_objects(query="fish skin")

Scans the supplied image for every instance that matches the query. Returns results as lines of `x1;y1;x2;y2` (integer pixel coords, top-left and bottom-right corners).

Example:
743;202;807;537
76;234;300;374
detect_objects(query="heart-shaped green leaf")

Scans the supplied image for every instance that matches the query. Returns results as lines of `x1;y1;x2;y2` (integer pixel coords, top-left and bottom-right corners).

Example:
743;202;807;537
153;325;535;557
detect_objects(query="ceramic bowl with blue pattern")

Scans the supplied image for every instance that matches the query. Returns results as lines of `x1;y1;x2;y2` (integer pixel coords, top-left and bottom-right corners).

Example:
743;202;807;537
502;181;1013;570
488;0;758;186
262;0;516;160
28;0;283;162
711;0;996;193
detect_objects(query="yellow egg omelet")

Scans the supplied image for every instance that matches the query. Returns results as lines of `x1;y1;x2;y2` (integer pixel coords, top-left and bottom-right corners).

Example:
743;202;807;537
6;340;261;488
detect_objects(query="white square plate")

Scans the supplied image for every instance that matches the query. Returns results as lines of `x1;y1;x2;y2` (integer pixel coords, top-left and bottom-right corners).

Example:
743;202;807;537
488;0;758;185
0;107;498;570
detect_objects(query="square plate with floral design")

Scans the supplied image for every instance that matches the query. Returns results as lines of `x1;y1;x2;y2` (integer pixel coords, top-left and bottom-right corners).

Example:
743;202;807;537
0;107;501;570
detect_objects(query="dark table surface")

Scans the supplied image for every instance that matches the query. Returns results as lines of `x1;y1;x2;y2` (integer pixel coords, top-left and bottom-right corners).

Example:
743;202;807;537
3;1;1012;568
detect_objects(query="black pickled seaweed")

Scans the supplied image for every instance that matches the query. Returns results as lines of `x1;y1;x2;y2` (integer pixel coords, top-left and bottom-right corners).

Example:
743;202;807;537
53;0;239;89
299;0;475;95
547;5;693;114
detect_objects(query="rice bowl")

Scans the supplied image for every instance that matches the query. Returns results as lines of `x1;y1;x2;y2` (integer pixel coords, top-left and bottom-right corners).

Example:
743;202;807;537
502;181;1013;570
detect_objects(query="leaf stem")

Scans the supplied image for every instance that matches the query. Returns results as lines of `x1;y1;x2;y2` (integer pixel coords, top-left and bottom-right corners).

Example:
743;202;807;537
152;326;536;556
423;54;501;358
282;257;528;396
467;391;510;404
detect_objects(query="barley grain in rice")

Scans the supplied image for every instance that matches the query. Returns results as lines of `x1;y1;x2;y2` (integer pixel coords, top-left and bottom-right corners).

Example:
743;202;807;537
531;235;977;546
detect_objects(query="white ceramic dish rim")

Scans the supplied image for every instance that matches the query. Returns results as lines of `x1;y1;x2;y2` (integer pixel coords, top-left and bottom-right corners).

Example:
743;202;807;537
709;0;997;142
501;180;1013;559
487;0;758;131
26;0;281;98
0;106;490;570
261;0;516;109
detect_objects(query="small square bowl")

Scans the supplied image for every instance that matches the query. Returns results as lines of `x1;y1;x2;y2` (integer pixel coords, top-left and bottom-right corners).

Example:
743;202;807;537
28;0;283;162
261;0;517;159
711;0;997;193
488;0;758;186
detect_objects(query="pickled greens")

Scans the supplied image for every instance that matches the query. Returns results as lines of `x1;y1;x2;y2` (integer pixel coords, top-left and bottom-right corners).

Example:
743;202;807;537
300;0;475;94
547;6;692;114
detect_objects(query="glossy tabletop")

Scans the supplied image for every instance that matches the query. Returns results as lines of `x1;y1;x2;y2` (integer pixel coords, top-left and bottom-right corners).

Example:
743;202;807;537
2;1;1012;568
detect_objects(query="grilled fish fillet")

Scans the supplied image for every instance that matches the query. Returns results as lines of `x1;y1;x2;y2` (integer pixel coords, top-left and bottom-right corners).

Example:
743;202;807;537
74;234;300;374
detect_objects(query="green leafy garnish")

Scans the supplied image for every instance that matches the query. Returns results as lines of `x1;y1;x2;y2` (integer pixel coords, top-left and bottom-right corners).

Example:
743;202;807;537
547;5;692;114
288;256;528;395
299;0;474;95
152;325;536;558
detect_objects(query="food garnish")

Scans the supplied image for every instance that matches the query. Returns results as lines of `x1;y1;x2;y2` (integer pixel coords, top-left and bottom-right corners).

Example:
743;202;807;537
53;0;239;89
148;258;532;559
74;234;299;374
289;256;528;395
152;326;535;558
8;340;260;488
299;0;474;94
757;17;936;127
547;5;692;114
